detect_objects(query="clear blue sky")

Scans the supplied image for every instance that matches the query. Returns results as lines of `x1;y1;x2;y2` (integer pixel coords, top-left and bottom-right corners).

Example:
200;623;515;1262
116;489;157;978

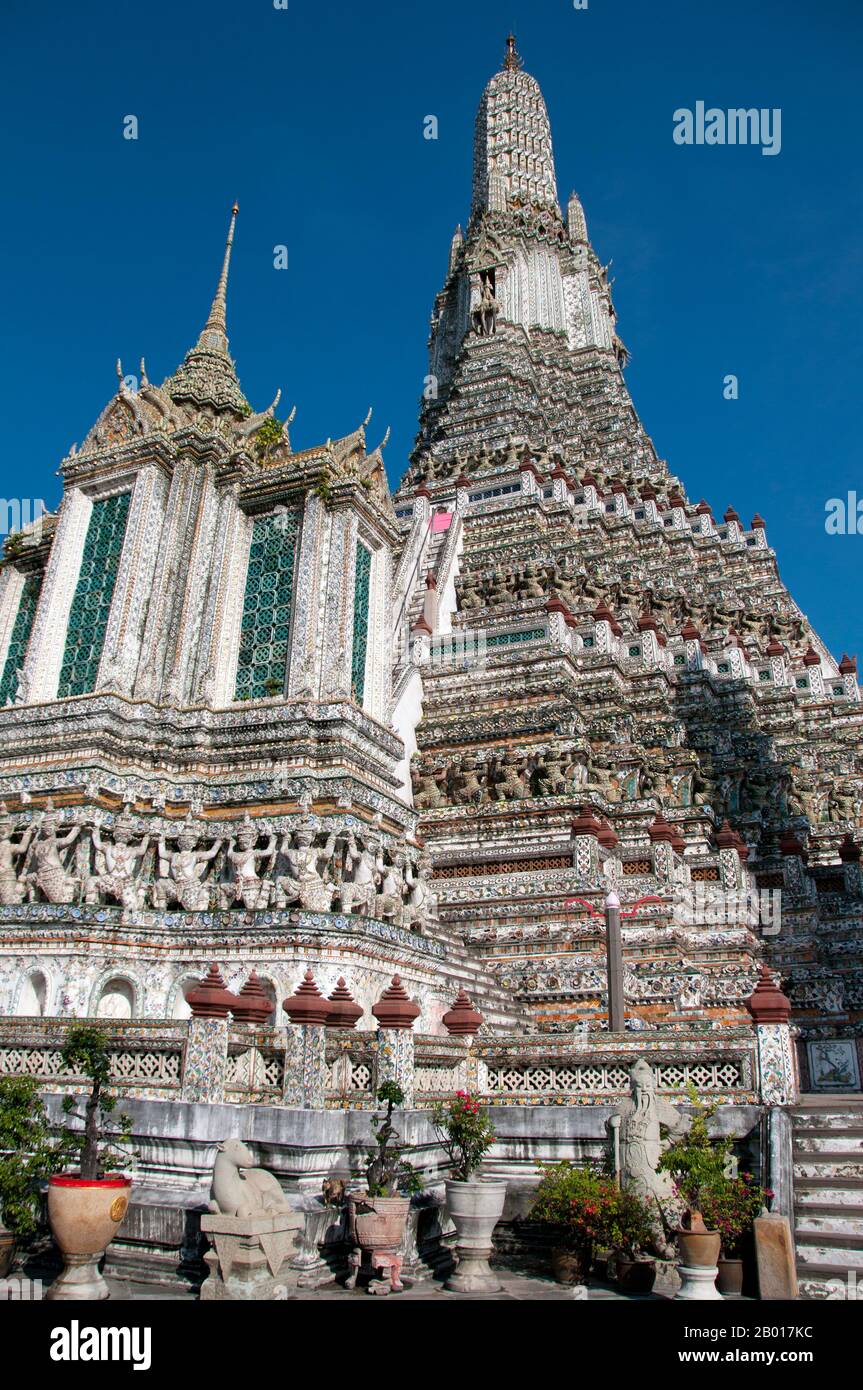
1;0;861;661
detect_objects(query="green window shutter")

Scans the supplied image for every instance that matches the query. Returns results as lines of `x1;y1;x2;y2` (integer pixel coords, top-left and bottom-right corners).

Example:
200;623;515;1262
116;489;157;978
351;542;372;704
0;573;42;704
57;492;130;698
234;509;300;701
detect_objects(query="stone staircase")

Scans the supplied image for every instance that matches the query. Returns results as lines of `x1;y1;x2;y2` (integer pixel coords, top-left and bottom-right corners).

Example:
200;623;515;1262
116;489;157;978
405;525;450;630
427;920;526;1033
791;1095;863;1299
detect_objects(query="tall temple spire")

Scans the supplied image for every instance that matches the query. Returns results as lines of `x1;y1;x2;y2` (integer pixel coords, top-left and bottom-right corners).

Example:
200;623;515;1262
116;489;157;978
197;202;238;355
472;40;558;216
163;202;250;417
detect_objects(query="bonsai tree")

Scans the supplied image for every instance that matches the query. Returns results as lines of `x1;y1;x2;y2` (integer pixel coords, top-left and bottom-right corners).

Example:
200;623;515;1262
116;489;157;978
656;1084;731;1228
530;1161;618;1255
699;1172;772;1258
59;1025;134;1181
364;1081;421;1198
0;1076;75;1238
430;1090;496;1182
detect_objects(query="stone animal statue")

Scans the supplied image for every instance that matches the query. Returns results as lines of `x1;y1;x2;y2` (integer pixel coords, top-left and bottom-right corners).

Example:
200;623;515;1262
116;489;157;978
208;1138;292;1218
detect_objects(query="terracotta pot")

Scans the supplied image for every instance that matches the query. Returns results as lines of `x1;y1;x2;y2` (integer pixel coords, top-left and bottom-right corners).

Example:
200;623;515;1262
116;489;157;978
674;1215;723;1301
678;1228;721;1269
615;1257;656;1294
717;1257;744;1296
551;1244;591;1285
0;1231;15;1280
444;1178;507;1294
348;1194;409;1254
47;1174;131;1301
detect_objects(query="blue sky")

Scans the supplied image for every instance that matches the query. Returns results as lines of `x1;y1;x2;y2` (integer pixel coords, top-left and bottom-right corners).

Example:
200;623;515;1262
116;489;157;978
1;0;861;661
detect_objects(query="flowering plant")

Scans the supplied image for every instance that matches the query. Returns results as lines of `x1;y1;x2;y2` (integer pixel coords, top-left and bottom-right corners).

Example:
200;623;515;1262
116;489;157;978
656;1085;731;1221
603;1186;657;1259
529;1162;619;1252
430;1091;496;1182
698;1173;771;1257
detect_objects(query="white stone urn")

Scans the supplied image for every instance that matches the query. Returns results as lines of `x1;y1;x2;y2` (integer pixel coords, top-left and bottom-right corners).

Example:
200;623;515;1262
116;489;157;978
46;1175;131;1300
444;1178;507;1293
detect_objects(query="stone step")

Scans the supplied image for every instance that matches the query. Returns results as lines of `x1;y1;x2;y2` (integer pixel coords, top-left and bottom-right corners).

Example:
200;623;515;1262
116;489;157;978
793;1134;863;1155
797;1267;859;1300
795;1182;863;1209
793;1156;863;1182
795;1236;863;1269
794;1208;863;1238
792;1110;863;1133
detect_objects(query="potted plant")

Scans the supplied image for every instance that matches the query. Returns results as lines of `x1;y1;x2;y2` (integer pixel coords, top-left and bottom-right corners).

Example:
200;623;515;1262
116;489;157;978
345;1080;421;1293
431;1089;502;1293
605;1186;658;1294
700;1172;771;1296
0;1076;76;1278
46;1025;135;1301
529;1161;618;1285
657;1085;731;1300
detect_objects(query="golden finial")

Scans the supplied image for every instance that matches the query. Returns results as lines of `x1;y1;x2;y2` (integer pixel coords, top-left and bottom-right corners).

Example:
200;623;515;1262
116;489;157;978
503;33;522;71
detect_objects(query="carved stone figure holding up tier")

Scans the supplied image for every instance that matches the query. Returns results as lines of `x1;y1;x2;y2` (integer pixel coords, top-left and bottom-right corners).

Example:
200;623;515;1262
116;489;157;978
412;765;445;810
376;852;405;927
339;831;380;915
85;810;150;912
276;823;337;912
26;800;82;905
491;750;528;800
827;784;859;825
220;813;277;911
453;756;485;805
0;802;34;906
402;848;438;934
152;819;222;912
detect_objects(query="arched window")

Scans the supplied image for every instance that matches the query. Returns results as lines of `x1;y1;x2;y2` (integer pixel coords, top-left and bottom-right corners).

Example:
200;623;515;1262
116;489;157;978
95;977;134;1019
18;970;47;1016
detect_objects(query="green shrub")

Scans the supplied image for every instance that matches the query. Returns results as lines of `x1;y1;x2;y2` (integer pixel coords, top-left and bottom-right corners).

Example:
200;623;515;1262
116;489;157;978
0;1077;75;1237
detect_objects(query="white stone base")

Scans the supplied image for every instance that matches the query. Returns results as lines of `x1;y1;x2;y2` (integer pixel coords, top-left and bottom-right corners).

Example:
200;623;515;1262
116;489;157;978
675;1264;723;1300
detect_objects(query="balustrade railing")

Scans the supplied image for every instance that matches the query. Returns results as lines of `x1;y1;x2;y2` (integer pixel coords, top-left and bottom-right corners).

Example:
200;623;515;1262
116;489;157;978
0;1017;185;1098
0;1017;780;1109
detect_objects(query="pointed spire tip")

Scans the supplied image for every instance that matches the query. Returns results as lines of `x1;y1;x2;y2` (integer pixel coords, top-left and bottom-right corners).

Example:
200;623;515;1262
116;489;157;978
503;32;522;71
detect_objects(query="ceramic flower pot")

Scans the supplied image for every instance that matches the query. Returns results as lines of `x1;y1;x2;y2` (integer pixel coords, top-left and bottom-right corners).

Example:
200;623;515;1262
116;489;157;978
0;1230;15;1280
444;1178;507;1294
674;1213;722;1301
46;1174;131;1301
615;1257;656;1294
348;1194;410;1254
551;1244;592;1285
677;1228;722;1268
717;1257;744;1296
345;1193;411;1294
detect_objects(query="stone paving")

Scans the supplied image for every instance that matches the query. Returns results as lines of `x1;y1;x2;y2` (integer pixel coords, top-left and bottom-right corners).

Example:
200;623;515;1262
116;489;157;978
104;1269;685;1302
